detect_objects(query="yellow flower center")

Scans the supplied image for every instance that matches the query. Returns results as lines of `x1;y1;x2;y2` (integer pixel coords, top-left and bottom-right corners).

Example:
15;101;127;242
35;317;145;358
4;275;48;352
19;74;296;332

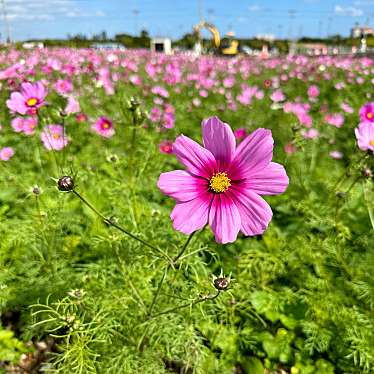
210;172;231;193
367;112;373;119
102;122;110;129
26;98;38;107
370;139;374;146
52;133;61;140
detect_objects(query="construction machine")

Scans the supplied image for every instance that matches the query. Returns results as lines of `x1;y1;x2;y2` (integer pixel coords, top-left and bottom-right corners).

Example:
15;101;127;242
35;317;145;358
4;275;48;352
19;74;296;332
193;21;239;56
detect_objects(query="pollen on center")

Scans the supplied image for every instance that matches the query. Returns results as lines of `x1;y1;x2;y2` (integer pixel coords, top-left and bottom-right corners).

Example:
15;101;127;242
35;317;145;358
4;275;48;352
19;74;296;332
210;172;231;193
26;98;38;107
370;139;374;146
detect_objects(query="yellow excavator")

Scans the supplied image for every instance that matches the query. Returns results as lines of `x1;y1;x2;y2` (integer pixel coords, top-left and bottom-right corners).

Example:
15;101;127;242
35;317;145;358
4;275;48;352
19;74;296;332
193;21;239;56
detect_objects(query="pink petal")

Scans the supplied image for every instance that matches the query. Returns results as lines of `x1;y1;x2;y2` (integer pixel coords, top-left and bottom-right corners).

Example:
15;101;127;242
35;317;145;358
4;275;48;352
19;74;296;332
229;128;273;179
208;193;241;244
202;116;236;167
173;135;216;179
243;162;289;195
157;170;208;202
171;193;212;234
230;188;273;236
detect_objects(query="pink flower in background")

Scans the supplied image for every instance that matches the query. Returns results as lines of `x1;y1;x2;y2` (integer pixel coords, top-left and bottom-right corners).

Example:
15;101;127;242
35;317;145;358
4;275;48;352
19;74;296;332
325;113;344;128
159;140;173;154
284;142;296;154
359;102;374;123
157;116;289;244
0;147;14;161
92;116;115;138
6;81;47;115
129;74;142;86
234;128;247;140
307;85;319;98
41;124;68;150
65;96;80;114
11;116;38;135
54;79;73;95
11;117;24;133
340;102;354;114
151;86;169;98
270;89;285;103
355;122;374;152
301;128;319;139
149;107;162;123
23;117;38;135
329;150;343;159
76;112;88;123
163;112;175;129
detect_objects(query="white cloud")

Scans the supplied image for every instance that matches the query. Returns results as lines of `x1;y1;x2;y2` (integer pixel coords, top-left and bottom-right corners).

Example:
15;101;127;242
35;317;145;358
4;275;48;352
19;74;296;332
248;5;261;11
334;5;363;17
3;0;105;21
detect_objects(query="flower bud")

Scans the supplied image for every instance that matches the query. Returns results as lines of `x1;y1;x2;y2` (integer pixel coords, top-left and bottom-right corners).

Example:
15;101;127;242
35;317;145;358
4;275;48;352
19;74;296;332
214;277;230;291
362;167;373;178
57;176;74;192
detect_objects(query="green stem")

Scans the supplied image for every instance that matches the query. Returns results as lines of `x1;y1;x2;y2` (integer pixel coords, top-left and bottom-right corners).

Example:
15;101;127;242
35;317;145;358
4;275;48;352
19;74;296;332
150;291;221;319
72;190;170;261
363;182;374;231
147;231;197;317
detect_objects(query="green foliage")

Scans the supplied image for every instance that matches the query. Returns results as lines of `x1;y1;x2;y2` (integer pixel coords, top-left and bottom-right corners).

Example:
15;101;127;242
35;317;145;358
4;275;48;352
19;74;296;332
0;49;373;373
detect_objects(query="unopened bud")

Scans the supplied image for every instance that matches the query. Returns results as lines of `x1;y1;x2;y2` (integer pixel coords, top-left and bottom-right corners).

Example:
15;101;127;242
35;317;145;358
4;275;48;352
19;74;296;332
57;176;74;192
214;277;230;291
362;167;373;178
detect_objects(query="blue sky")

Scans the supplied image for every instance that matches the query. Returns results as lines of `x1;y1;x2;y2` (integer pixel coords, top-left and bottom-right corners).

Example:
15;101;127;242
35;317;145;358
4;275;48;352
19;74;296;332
2;0;374;41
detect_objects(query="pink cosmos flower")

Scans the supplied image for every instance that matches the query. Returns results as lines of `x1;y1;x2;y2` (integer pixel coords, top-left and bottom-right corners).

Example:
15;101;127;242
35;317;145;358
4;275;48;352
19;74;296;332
325;113;344;128
92;116;115;138
6;81;47;115
157;116;289;244
65;96;80;114
270;89;285;103
301;128;319;139
359;102;374;123
54;79;73;95
41;124;68;151
284;142;296;155
23;117;38;135
0;147;14;161
159;140;173;154
355;122;374;152
307;85;319;98
340;102;354;114
11;116;38;135
151;86;169;98
76;112;88;123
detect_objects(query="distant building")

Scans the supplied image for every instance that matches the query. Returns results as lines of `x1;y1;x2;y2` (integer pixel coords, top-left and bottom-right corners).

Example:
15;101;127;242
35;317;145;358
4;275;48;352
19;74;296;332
351;25;374;38
256;34;275;42
91;43;126;50
150;38;172;54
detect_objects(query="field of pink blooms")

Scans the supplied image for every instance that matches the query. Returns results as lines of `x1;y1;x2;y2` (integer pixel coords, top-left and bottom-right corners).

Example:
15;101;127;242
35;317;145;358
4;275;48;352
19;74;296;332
0;48;373;374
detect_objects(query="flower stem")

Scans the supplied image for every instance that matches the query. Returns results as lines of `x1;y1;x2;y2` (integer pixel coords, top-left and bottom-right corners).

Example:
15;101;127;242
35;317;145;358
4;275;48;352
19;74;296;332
147;231;197;317
150;290;221;319
72;190;171;261
363;182;374;231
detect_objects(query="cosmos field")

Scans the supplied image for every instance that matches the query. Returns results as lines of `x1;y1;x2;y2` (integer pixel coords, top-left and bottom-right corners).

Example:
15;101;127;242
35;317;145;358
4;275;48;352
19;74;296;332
0;48;373;373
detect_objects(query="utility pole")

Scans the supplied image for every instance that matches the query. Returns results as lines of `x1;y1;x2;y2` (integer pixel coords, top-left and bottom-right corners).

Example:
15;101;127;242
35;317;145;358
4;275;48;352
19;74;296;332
1;0;11;44
198;0;204;23
133;9;139;36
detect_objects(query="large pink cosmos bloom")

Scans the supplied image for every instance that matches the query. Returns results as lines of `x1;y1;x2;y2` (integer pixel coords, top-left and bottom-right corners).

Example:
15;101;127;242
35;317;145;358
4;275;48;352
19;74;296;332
6;81;47;115
355;122;374;152
157;116;289;244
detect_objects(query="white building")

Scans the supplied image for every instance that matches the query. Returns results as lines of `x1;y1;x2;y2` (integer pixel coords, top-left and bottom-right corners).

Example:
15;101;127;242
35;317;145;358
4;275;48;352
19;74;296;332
150;38;172;54
351;25;374;38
